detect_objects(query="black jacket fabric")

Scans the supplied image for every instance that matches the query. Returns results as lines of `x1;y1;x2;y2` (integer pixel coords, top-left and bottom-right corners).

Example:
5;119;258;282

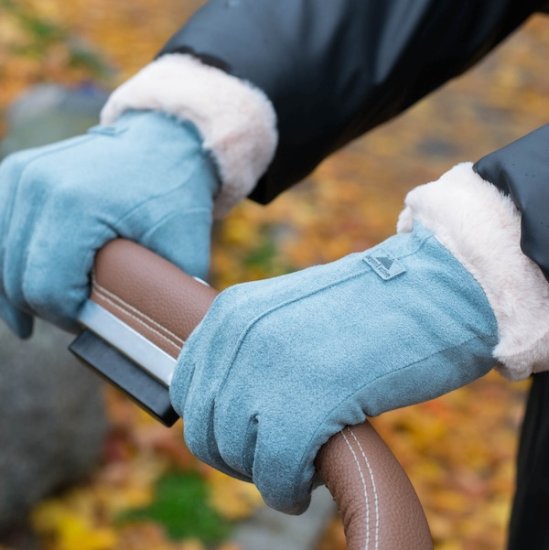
474;127;549;280
159;0;548;278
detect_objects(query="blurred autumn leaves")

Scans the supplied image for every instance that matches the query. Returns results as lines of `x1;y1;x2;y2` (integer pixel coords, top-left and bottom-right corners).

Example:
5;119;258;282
30;390;262;550
1;1;549;549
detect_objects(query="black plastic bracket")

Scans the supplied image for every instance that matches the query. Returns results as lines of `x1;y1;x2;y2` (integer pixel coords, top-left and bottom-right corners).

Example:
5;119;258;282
69;330;179;427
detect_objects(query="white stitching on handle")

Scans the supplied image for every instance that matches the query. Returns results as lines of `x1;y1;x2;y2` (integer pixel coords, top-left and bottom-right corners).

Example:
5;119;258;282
342;429;370;550
93;288;182;355
94;281;184;346
94;281;184;345
349;428;380;550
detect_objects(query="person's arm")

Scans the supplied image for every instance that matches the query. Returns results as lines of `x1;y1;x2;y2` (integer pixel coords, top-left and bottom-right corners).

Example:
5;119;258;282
123;0;543;204
170;161;549;514
97;0;549;512
103;0;549;274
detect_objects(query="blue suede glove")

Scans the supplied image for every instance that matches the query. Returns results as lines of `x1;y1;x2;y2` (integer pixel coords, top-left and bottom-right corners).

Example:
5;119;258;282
170;221;498;514
0;110;219;337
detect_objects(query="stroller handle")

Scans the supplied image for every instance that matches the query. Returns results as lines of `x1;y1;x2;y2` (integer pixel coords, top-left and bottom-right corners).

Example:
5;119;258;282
73;239;433;550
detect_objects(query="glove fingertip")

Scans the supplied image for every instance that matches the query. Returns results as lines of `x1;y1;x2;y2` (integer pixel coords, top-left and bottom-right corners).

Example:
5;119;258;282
0;296;34;339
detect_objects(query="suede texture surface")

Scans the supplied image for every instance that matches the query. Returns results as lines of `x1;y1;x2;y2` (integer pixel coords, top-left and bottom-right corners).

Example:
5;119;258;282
171;222;499;514
0;111;219;336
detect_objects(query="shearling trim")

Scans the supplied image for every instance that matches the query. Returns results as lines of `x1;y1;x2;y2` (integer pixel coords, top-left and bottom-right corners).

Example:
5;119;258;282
101;54;278;217
397;162;549;380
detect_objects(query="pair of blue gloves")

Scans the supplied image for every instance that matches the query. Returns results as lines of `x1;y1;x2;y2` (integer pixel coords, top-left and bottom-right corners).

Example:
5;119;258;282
0;111;498;513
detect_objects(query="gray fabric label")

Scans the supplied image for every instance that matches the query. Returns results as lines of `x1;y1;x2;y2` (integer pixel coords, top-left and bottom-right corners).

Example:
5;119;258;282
363;251;406;280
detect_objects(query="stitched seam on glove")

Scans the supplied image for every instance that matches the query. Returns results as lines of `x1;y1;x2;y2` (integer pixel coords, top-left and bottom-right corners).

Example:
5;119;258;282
177;229;436;406
208;233;436;411
111;159;210;230
140;207;211;240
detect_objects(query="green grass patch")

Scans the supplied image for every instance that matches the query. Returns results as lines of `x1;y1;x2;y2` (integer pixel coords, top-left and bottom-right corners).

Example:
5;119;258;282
243;224;296;277
118;471;232;544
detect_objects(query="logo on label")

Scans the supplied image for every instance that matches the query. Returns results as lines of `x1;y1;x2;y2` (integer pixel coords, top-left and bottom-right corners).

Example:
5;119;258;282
363;251;406;281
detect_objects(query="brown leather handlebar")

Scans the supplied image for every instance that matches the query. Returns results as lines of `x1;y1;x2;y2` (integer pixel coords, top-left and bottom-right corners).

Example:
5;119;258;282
92;239;433;550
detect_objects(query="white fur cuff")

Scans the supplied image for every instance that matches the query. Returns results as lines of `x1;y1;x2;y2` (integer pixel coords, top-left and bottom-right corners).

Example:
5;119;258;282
397;162;549;380
101;54;278;217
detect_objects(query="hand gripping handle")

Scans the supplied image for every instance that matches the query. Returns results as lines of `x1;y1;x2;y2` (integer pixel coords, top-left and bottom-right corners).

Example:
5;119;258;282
75;239;433;550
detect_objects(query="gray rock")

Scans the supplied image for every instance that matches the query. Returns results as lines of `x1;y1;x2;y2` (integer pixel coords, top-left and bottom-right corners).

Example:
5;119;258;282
0;321;107;531
1;83;108;158
232;486;336;550
0;84;109;534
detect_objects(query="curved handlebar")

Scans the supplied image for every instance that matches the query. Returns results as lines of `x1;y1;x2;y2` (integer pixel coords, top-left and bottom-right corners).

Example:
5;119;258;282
75;239;432;549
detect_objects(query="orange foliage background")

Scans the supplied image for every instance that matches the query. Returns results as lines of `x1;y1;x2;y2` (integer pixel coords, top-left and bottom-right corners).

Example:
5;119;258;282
1;2;549;548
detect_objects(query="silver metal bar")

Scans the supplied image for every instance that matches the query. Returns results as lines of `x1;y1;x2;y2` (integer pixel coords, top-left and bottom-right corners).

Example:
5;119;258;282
77;300;177;387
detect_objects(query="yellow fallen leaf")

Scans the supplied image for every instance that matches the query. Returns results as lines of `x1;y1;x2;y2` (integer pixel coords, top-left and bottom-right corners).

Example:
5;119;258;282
32;500;117;550
206;470;262;521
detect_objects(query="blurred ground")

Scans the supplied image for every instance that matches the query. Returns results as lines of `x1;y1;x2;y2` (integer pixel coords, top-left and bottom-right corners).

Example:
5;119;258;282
1;2;549;549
